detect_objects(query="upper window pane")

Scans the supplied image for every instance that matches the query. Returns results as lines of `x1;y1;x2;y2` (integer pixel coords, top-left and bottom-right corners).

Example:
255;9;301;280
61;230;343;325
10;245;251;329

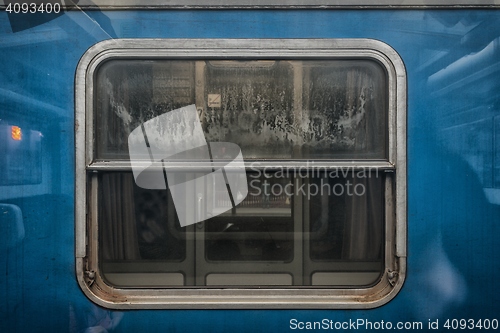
95;59;387;160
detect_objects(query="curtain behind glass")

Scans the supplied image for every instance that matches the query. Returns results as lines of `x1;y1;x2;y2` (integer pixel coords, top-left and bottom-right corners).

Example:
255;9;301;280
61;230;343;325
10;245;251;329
100;173;140;260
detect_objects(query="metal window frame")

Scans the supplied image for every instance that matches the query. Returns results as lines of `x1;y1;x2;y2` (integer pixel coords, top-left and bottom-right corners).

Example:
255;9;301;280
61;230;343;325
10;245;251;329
75;38;407;309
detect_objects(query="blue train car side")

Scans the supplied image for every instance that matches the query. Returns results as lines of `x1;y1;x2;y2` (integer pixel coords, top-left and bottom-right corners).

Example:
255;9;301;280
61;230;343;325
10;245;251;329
1;5;500;332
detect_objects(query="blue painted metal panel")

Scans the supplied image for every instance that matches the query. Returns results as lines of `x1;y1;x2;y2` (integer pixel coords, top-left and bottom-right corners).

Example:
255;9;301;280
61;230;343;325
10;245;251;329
1;8;499;332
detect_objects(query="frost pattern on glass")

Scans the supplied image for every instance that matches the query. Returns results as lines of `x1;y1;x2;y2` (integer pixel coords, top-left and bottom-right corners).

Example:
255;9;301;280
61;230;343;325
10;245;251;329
203;61;386;158
96;61;196;159
203;62;295;158
304;62;385;156
95;60;387;160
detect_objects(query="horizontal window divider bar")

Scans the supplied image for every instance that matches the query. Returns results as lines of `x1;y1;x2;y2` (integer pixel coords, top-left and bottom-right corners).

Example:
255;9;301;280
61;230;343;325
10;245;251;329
87;160;395;172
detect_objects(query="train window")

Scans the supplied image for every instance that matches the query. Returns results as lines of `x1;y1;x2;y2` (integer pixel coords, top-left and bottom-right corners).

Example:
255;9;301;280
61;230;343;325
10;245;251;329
75;39;406;308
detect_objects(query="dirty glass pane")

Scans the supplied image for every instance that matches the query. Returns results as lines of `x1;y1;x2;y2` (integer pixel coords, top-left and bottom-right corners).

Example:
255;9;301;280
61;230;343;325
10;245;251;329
301;61;387;158
98;170;384;287
308;172;384;262
95;60;196;159
205;172;294;262
99;172;186;262
95;59;387;161
205;215;294;262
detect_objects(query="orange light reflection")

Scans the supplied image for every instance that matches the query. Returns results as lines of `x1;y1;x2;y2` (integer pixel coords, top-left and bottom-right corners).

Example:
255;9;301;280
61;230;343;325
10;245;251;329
11;126;22;141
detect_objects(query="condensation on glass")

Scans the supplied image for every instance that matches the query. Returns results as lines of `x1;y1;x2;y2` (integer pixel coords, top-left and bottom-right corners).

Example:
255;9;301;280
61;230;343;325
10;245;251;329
94;58;388;288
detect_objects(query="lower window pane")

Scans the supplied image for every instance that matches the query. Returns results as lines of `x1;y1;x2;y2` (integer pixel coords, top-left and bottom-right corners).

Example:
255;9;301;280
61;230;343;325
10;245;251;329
98;170;385;287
